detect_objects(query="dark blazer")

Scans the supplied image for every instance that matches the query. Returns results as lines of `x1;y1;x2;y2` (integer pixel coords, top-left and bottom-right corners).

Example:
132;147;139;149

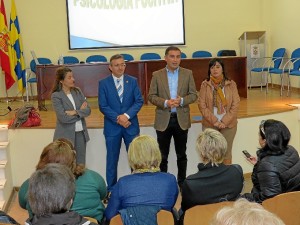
98;74;143;136
51;88;90;143
148;67;197;131
181;163;244;212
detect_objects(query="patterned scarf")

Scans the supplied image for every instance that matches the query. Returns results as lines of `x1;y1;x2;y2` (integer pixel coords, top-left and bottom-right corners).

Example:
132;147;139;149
211;74;227;114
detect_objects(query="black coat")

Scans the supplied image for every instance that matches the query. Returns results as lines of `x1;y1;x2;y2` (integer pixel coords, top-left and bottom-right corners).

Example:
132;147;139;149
181;163;244;211
243;145;300;203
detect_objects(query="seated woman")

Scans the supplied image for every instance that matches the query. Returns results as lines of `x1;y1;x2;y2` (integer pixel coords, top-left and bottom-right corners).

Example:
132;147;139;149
19;138;107;223
104;135;178;221
242;119;300;203
181;128;244;212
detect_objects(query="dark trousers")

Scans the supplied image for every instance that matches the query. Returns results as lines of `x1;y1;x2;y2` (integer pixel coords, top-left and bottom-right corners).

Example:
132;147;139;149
156;115;188;186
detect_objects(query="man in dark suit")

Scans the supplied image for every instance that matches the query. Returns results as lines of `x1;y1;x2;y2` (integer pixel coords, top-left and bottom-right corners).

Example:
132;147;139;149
98;54;143;201
148;46;197;190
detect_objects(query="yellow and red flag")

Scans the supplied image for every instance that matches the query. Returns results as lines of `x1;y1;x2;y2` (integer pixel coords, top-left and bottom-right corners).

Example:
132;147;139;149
0;0;15;90
10;0;25;92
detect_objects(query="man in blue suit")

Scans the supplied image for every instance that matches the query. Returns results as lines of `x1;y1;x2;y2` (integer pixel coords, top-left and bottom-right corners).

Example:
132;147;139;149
98;54;143;202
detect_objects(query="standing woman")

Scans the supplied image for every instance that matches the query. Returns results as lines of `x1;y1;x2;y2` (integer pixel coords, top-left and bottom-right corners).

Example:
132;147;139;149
51;67;91;165
198;58;240;164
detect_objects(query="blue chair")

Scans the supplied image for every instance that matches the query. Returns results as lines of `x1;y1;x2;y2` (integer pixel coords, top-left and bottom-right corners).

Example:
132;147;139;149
86;55;107;63
121;53;134;61
62;56;80;64
217;50;236;57
27;58;52;100
140;53;161;60
277;48;300;96
249;48;286;91
192;51;212;58
181;52;187;58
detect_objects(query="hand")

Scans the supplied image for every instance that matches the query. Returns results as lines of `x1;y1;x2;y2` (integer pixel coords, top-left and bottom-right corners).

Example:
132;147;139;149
65;110;77;116
117;114;131;128
80;101;87;109
246;156;257;165
173;96;181;107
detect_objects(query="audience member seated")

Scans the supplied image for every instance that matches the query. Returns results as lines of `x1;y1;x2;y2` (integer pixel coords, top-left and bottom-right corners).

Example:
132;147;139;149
19;138;107;223
181;128;244;212
104;135;178;221
242;119;300;203
25;163;98;225
210;198;285;225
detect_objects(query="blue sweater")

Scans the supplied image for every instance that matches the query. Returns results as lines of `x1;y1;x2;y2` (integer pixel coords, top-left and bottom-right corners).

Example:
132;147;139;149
105;172;178;220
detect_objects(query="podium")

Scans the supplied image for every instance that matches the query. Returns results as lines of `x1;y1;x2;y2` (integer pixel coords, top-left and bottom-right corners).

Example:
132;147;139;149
239;31;266;87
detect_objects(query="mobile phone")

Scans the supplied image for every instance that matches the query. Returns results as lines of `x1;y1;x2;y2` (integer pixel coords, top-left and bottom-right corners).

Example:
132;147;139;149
242;150;252;158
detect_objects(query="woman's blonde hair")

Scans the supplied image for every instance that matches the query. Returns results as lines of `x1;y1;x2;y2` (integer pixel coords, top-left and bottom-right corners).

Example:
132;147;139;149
36;138;85;178
128;135;161;171
211;198;285;225
196;128;227;166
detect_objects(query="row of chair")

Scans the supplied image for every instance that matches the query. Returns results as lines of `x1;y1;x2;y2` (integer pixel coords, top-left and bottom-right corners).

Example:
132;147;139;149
249;47;300;96
109;191;300;225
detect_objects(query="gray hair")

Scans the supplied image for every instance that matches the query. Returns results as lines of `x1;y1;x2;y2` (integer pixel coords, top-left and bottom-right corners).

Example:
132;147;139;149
196;128;227;166
28;163;75;217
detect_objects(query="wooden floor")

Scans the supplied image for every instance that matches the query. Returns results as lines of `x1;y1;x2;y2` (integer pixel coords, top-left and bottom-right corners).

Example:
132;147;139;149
1;86;300;128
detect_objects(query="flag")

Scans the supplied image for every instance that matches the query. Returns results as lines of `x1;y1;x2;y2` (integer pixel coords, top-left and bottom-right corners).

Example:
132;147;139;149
10;0;25;92
0;0;15;89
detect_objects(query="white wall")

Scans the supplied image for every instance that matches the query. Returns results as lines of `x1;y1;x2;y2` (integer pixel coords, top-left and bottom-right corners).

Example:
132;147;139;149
8;108;300;187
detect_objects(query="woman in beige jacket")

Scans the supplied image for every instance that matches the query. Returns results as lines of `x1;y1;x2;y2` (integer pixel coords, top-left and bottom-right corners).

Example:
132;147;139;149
198;58;240;164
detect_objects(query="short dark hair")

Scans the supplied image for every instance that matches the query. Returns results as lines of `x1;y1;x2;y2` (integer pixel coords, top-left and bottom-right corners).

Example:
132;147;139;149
110;54;124;64
28;163;75;217
165;46;181;56
206;58;229;81
260;119;291;154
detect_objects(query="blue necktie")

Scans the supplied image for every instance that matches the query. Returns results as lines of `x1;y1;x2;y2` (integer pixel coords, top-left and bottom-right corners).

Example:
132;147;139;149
117;79;123;102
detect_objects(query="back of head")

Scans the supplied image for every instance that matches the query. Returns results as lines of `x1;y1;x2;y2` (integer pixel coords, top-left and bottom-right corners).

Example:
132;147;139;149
28;163;75;217
197;128;227;166
36;138;84;177
210;198;285;225
128;135;161;172
260;119;290;154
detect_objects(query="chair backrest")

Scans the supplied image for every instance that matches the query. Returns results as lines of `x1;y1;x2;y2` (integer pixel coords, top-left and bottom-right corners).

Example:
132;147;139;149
192;50;212;58
181;52;187;58
262;191;300;225
63;56;80;64
86;55;107;63
30;57;52;73
217;50;237;57
109;210;174;225
290;48;300;70
140;53;161;60
110;214;123;225
121;53;134;61
184;201;234;225
157;210;175;225
272;48;286;69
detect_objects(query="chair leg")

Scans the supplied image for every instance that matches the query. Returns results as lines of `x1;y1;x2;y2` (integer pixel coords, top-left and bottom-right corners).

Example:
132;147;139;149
260;72;263;92
249;71;252;89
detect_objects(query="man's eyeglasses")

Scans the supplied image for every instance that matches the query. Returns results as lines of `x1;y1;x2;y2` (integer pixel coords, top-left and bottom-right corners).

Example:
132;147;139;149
260;120;266;135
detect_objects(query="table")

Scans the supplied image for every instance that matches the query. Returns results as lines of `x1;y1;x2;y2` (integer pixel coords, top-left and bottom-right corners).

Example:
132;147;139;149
36;57;247;110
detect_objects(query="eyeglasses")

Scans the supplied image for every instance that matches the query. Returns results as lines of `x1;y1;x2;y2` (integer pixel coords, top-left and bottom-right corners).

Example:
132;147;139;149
260;120;266;135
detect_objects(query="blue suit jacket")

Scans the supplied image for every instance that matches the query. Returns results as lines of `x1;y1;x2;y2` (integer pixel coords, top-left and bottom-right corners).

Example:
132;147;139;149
98;74;143;136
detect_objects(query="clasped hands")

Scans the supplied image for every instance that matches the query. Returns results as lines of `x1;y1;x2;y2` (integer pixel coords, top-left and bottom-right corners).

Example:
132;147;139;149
213;121;226;129
65;101;87;116
167;96;181;108
117;114;131;128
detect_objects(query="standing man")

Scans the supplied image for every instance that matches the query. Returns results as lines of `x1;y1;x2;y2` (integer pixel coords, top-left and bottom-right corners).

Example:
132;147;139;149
98;54;143;202
148;46;197;190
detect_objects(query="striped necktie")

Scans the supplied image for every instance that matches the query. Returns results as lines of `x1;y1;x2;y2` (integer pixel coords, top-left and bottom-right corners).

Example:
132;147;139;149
116;78;123;102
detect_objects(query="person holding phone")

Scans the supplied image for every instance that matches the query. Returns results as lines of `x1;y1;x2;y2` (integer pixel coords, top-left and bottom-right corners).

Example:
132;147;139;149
242;119;300;203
